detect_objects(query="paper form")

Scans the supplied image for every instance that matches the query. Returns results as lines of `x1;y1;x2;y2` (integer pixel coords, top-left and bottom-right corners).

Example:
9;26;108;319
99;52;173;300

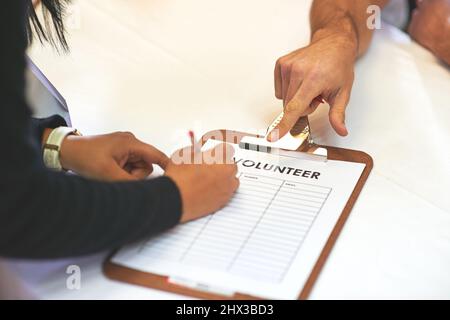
112;140;366;299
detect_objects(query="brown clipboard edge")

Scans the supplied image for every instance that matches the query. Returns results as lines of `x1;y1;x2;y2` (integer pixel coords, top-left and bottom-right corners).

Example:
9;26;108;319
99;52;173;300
103;129;373;300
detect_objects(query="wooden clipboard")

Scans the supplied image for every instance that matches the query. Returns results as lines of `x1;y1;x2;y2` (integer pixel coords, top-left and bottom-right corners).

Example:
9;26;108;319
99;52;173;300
104;129;373;300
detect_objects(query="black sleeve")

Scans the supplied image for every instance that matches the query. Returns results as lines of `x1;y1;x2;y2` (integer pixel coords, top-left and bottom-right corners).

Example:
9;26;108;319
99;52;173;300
0;1;182;259
30;114;67;146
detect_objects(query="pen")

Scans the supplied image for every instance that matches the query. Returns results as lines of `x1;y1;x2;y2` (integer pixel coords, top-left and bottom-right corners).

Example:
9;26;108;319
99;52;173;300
188;130;201;153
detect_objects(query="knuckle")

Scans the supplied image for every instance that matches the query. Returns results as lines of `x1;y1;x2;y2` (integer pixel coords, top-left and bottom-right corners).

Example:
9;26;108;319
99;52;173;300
307;65;322;81
113;131;136;142
276;56;287;67
120;131;135;139
291;62;304;77
285;100;299;113
280;63;292;77
275;58;281;69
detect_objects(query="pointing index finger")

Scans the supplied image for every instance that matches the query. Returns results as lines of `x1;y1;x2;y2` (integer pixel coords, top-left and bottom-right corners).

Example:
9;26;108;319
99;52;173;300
268;83;321;142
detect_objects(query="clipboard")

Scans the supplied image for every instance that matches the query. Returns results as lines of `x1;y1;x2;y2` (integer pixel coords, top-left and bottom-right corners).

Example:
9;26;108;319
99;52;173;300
104;127;373;300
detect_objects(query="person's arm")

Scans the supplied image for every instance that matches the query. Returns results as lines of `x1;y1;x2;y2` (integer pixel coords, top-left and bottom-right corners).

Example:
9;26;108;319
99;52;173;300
310;0;389;57
408;0;450;66
0;0;238;259
269;0;389;140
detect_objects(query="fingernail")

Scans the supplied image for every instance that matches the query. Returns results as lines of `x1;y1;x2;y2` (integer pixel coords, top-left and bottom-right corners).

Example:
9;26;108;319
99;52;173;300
267;130;276;142
342;123;349;136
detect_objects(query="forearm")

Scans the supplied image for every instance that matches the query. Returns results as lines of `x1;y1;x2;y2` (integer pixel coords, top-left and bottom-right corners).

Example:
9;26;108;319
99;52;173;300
310;0;389;57
4;116;182;259
407;0;450;66
0;168;182;259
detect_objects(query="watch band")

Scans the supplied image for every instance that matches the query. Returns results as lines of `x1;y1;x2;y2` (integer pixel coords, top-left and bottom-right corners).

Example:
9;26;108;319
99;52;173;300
43;127;82;171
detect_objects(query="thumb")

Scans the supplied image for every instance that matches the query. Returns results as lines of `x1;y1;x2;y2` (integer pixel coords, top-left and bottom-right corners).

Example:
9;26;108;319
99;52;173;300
329;88;351;136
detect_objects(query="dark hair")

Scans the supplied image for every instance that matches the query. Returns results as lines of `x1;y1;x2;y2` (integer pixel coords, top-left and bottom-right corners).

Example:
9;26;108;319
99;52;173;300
27;0;71;52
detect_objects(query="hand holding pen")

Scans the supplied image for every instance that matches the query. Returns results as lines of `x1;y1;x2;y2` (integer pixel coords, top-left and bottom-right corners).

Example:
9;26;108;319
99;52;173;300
164;131;239;222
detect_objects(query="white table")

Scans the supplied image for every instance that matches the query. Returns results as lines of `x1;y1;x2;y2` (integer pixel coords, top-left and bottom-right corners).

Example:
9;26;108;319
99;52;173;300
5;0;450;299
